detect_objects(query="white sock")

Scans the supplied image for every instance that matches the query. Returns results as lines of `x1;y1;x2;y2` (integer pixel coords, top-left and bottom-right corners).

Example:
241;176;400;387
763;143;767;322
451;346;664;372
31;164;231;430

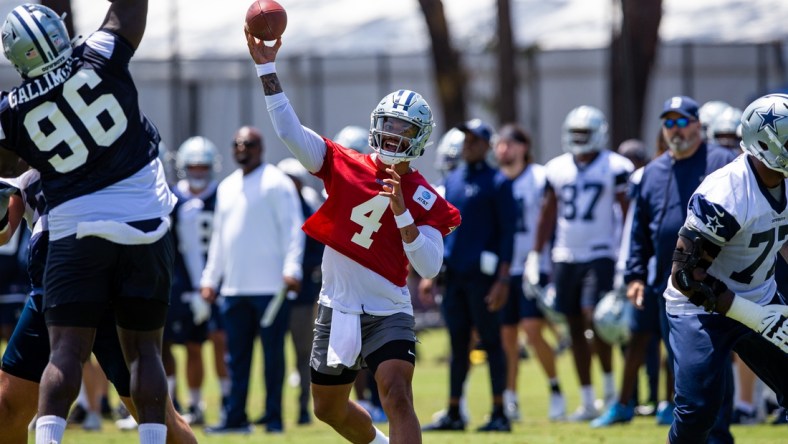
603;372;615;399
36;415;66;444
220;378;231;397
503;389;517;404
189;388;201;408
76;383;89;408
580;385;595;408
369;426;389;444
166;376;177;400
138;423;167;444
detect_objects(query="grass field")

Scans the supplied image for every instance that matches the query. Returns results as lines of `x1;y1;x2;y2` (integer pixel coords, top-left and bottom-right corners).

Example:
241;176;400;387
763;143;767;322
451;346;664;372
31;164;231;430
36;327;787;443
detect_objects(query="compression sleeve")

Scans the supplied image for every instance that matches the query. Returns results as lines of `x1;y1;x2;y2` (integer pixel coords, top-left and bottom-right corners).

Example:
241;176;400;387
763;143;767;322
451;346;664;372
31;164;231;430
403;225;444;279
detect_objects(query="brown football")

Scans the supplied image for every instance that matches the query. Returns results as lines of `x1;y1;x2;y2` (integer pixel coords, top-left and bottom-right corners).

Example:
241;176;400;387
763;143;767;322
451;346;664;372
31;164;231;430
245;0;287;41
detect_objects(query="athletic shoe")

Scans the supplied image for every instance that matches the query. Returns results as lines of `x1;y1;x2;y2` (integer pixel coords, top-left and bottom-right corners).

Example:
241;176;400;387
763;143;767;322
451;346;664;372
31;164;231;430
422;414;465;431
254;413;271;425
772;408;786;425
203;422;254;434
568;405;600;422
266;419;284;434
503;390;520;422
115;415;138;431
297;408;311;425
81;411;102;431
656;401;675;426
590;403;634;428
548;393;567;421
183;404;205;426
731;406;763;425
476;415;511;432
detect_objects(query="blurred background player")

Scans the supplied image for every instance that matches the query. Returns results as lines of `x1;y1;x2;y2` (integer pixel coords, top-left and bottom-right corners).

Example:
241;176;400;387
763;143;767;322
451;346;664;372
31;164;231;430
277;157;325;426
492;123;567;422
421;118;516;432
527;106;634;421
162;136;229;427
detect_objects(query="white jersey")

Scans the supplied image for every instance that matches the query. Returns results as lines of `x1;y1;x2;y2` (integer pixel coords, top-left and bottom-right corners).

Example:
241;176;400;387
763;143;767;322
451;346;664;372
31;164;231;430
510;163;550;275
545;150;634;263
664;154;788;315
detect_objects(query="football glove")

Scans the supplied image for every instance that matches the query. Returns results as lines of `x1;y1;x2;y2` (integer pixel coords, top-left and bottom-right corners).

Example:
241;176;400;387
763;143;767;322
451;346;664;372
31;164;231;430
188;291;211;325
524;251;541;287
726;296;788;354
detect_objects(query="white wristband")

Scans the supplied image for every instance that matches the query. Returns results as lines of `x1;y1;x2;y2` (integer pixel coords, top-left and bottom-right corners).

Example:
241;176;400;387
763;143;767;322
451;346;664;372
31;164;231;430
255;62;276;77
394;210;414;229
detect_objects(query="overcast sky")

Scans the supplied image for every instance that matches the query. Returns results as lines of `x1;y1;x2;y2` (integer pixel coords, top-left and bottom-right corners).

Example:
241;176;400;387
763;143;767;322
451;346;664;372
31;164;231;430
0;0;782;60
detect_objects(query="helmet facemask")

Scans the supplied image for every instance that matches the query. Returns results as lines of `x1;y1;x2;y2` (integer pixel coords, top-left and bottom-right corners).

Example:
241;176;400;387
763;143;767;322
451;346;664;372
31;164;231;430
176;137;219;191
369;89;434;165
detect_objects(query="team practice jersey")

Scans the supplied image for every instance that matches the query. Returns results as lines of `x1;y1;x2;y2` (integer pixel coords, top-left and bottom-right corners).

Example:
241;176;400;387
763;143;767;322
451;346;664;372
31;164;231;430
664;154;788;315
171;180;217;293
304;139;461;288
544;150;634;263
510;163;549;275
0;30;174;240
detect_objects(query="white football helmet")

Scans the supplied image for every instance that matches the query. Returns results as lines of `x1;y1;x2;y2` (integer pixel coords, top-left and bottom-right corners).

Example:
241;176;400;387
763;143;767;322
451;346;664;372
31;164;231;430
740;93;788;176
176;136;219;190
334;125;371;153
698;100;731;138
592;288;631;345
707;106;743;150
2;4;72;78
561;106;608;155
276;157;309;184
370;89;434;165
434;128;465;174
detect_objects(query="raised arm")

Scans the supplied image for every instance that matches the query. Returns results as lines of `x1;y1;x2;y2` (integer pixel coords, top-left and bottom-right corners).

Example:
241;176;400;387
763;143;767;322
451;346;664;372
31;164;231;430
245;32;326;172
100;0;147;50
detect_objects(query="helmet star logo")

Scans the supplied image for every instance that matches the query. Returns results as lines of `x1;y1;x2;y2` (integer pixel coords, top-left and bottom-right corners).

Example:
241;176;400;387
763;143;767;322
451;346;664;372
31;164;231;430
756;104;787;133
704;214;723;234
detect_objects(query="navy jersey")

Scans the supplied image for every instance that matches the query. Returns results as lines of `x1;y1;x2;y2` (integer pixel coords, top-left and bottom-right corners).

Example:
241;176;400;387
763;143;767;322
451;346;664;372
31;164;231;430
0;30;160;210
171;181;217;294
442;161;516;273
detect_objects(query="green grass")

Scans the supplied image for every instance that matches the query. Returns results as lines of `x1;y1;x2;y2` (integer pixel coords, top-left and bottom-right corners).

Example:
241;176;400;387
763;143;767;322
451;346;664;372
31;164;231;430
48;328;786;443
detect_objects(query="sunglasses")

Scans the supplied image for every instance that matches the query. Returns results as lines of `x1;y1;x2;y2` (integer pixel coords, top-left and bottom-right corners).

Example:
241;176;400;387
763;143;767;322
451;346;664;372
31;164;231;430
232;140;259;148
663;117;692;129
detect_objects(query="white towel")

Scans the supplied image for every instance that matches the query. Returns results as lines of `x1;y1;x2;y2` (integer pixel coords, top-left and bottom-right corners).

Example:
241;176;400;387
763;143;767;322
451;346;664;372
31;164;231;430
326;309;362;368
76;217;170;245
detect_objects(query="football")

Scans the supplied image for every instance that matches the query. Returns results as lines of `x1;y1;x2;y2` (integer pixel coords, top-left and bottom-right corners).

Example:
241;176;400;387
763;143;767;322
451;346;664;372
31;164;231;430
245;0;287;41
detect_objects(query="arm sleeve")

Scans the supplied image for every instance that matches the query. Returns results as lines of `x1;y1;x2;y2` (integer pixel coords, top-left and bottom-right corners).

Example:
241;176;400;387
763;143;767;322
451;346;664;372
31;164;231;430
265;92;327;173
403;225;444;279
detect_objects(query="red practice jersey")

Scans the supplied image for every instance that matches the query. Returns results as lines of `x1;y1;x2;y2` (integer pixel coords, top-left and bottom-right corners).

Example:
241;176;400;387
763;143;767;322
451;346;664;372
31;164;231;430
303;138;461;287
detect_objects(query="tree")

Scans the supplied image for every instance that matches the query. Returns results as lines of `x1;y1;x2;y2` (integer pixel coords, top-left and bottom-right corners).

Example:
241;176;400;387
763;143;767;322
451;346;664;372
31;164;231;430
417;0;467;131
609;0;662;148
496;0;517;124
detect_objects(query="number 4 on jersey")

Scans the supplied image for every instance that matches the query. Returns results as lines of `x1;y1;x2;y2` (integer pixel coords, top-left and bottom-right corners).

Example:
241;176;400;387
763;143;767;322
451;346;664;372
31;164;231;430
350;195;389;248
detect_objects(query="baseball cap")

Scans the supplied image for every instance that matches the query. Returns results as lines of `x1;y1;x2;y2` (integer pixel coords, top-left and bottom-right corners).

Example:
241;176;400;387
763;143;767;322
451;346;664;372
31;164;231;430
660;96;699;119
456;118;494;143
